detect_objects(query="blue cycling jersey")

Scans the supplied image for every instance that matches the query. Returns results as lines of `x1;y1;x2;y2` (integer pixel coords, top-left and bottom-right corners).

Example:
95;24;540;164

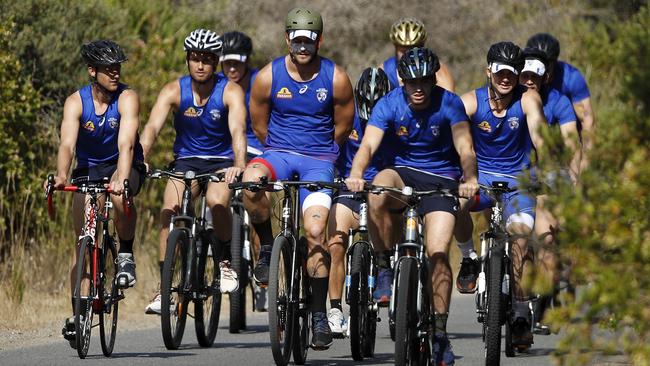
336;109;386;181
266;56;338;161
382;56;400;89
173;75;233;159
550;61;590;104
470;85;533;176
76;83;144;168
219;69;264;154
542;88;576;126
368;86;467;179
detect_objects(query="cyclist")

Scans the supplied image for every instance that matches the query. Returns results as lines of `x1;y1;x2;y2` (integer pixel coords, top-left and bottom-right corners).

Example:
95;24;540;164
519;47;581;334
46;40;146;346
326;67;391;336
526;33;594;171
381;17;455;91
140;29;248;314
454;41;547;349
346;47;479;365
217;30;268;311
243;7;354;350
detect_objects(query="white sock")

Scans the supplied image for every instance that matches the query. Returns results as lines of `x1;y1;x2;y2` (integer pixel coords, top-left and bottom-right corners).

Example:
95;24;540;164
457;239;476;259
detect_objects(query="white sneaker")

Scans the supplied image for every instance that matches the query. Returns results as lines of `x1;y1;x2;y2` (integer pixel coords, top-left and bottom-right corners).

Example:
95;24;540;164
328;308;348;336
116;253;136;287
254;285;268;312
219;260;239;293
145;292;162;315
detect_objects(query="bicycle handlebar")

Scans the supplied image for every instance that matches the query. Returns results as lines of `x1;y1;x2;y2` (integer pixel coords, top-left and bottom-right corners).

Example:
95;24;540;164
148;169;226;183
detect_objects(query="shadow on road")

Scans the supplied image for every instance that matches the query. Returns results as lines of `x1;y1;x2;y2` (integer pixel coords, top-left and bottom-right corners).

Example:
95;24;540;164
306;352;394;365
93;351;196;359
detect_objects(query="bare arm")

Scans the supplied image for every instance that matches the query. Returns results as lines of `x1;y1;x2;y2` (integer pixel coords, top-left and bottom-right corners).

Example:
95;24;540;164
436;62;455;93
460;90;478;120
51;92;83;188
250;63;272;144
346;125;385;191
573;97;594;171
223;81;247;183
521;89;548;163
451;121;478;197
113;89;140;192
332;64;355;145
559;121;581;183
139;81;180;161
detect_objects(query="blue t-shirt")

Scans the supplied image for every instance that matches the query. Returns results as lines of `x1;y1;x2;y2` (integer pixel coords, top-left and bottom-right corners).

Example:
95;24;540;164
173;75;233;159
550;61;590;104
336;110;386;181
219;69;264;154
542;88;576;126
76;83;144;167
266;56;338;161
382;56;400;90
368;86;467;179
470;85;533;175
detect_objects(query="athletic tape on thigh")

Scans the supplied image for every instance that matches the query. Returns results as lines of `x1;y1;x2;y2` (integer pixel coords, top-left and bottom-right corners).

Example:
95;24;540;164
302;191;332;213
506;212;535;230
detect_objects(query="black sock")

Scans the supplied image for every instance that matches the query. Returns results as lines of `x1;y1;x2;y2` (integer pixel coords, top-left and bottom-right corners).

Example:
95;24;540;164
309;277;328;314
71;298;75;314
376;250;392;269
119;238;134;254
220;240;232;261
330;299;342;311
434;313;449;335
159;261;164;281
252;219;274;246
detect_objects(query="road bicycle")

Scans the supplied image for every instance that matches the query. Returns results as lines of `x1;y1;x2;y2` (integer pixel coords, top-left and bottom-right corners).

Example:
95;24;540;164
149;169;225;350
46;174;131;358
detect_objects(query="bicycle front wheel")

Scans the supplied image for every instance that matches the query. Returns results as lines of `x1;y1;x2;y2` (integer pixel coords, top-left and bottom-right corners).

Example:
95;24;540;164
268;235;294;366
74;237;94;358
195;228;222;347
485;245;505;366
99;237;119;356
394;257;418;366
292;237;310;365
229;207;246;333
348;242;372;361
161;229;190;350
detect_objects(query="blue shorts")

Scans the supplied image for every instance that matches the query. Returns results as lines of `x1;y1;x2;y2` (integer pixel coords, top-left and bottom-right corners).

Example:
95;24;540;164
170;157;233;175
333;188;361;213
391;166;459;215
471;171;536;226
250;150;334;208
72;160;146;195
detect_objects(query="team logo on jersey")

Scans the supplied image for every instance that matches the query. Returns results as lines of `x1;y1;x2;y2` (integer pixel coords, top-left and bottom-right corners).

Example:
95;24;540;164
83;121;95;132
299;85;309;94
276;87;293;99
108;117;118;129
431;125;440;137
316;88;328;103
349;129;359;141
477;121;492;133
397;125;409;136
184;107;203;117
98;116;105;127
508;116;520;130
209;109;221;121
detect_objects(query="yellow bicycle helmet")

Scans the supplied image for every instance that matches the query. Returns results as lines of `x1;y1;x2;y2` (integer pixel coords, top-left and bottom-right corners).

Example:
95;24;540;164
389;17;427;47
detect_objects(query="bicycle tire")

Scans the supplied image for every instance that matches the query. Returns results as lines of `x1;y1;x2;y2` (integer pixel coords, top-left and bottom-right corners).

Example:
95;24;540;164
348;242;369;361
268;235;294;366
99;237;119;356
74;236;94;358
161;229;190;350
504;255;515;358
485;245;505;366
394;257;418;366
195;228;222;347
229;207;246;333
292;237;309;365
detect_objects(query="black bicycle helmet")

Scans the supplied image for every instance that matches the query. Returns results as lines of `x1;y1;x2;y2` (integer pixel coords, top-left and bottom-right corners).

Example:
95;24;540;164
486;41;524;72
526;33;560;62
355;67;391;120
397;47;440;81
522;47;549;66
221;31;253;58
184;28;222;54
81;40;127;66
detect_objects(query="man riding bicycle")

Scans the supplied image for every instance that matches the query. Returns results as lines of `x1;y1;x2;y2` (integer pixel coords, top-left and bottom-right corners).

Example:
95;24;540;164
46;40;146;346
140;28;248;314
381;17;455;92
242;7;354;350
454;41;548;349
326;67;391;336
346;47;479;365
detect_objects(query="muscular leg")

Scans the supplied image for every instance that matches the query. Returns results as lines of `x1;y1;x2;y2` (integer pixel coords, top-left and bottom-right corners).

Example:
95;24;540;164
424;211;456;317
326;203;358;302
369;169;405;253
534;195;558;290
206;181;234;242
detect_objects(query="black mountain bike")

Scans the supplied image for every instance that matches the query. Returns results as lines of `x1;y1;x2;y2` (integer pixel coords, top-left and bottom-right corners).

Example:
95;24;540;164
46;175;131;358
149;169;224;350
230;177;339;366
382;185;458;366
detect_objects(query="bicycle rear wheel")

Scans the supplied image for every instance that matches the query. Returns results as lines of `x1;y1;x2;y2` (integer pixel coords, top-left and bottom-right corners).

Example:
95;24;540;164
229;207;246;333
292;237;309;365
99;237;119;356
348;242;371;361
394;257;418;366
161;229;190;350
268;235;294;366
195;228;222;347
485;245;505;366
74;237;94;358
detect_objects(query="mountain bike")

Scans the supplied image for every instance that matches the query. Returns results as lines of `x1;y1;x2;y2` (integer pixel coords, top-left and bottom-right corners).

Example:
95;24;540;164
149;169;225;350
45;174;131;358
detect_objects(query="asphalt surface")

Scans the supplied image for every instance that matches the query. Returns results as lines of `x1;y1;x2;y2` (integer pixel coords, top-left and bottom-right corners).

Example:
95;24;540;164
0;293;560;365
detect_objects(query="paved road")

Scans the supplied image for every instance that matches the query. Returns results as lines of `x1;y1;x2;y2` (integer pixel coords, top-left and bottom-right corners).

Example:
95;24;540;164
1;294;559;365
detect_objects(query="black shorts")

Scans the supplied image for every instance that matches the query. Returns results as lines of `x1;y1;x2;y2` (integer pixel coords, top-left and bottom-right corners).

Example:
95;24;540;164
71;160;146;196
391;166;459;215
170;157;233;175
333;188;361;213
